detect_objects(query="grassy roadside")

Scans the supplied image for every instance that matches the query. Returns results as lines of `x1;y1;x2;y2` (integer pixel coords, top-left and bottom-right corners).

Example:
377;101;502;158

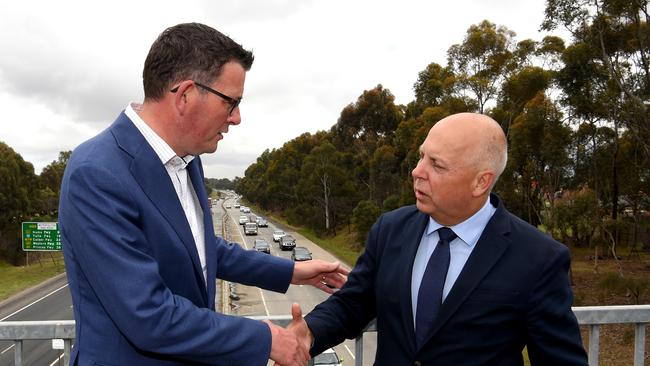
263;214;361;267
0;254;66;302
238;202;362;267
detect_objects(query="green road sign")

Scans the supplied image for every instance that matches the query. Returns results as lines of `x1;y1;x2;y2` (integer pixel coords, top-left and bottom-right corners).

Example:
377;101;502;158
21;222;62;251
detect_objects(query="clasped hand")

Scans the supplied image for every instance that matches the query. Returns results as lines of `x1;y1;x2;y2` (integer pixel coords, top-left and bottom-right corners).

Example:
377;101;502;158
291;259;349;294
268;303;313;366
269;260;348;365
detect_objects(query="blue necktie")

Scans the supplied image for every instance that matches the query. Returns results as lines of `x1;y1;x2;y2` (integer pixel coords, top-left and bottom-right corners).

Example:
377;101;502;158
415;227;457;348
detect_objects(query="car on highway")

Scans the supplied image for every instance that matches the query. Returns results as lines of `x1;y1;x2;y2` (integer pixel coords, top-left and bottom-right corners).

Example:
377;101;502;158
244;222;258;235
291;246;312;261
253;239;270;254
256;217;268;227
239;215;249;225
242;207;251;213
234;203;240;208
279;235;296;251
272;230;286;242
225;204;232;209
313;348;342;366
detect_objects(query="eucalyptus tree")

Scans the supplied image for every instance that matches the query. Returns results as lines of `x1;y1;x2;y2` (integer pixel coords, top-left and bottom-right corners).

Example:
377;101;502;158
447;20;517;113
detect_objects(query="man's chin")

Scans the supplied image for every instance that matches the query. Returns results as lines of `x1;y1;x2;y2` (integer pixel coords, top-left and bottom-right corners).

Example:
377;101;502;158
206;141;219;154
415;200;432;215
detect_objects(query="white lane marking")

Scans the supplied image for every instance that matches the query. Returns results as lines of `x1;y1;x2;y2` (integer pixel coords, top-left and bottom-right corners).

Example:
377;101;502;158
49;353;64;366
0;283;70;356
345;344;355;359
0;283;69;321
229;211;270;317
0;345;14;355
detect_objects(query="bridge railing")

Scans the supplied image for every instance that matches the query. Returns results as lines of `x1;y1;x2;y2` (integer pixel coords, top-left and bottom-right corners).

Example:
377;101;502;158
1;305;649;366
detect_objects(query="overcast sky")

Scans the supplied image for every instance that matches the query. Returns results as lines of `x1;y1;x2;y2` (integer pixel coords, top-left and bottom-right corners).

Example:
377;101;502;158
0;0;564;179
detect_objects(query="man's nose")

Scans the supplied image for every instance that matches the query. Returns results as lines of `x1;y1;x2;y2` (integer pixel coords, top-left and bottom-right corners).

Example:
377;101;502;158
228;107;241;125
412;159;424;179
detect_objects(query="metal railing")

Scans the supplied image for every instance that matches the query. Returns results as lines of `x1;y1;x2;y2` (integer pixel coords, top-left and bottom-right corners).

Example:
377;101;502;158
1;305;648;366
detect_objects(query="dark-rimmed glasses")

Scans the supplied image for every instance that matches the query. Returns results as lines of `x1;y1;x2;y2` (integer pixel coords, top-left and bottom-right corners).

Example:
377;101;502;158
170;81;242;115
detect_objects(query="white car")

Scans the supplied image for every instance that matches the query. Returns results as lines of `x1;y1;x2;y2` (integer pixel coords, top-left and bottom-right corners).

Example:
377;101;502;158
239;215;249;225
272;230;286;242
313;348;342;366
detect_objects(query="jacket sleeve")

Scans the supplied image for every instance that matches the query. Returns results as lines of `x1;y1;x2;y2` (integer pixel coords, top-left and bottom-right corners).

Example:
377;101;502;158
304;215;384;356
214;234;294;293
524;244;588;365
61;162;272;365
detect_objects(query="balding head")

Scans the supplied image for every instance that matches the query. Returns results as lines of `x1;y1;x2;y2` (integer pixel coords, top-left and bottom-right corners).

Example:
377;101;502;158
412;112;507;224
432;113;508;189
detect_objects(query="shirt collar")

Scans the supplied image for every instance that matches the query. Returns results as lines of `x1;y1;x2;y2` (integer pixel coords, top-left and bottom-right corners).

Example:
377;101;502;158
425;198;496;247
125;102;195;169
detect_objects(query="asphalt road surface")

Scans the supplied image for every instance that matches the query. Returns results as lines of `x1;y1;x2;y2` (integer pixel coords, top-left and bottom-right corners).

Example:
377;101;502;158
0;195;376;365
223;197;377;366
0;274;72;366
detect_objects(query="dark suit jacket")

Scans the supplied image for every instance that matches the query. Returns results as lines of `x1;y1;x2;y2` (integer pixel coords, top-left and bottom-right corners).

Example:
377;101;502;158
59;112;293;365
305;194;587;365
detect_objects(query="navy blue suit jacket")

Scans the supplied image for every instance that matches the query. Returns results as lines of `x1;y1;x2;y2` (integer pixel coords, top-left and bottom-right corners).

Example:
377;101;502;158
305;194;588;365
59;112;294;365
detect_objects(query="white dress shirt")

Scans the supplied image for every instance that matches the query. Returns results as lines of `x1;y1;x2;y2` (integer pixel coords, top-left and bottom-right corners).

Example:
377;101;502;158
411;199;496;327
125;103;207;284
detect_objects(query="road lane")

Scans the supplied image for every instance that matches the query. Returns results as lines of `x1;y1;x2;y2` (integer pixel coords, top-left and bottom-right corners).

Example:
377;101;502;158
0;193;375;365
223;197;377;365
0;275;73;366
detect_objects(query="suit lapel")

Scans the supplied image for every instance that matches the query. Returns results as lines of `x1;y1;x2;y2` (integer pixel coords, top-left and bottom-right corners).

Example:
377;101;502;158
397;211;429;353
422;194;512;346
111;113;207;302
187;158;216;308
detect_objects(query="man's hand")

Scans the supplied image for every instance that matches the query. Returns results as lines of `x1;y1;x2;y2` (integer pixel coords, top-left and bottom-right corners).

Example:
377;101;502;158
273;303;313;366
292;260;349;294
267;304;310;366
288;303;313;351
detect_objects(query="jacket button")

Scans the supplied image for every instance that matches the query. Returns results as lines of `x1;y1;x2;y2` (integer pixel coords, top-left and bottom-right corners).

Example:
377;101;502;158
414;362;422;366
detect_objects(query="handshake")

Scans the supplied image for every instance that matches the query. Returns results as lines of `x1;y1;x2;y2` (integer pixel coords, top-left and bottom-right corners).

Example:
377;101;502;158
267;303;314;366
266;260;349;366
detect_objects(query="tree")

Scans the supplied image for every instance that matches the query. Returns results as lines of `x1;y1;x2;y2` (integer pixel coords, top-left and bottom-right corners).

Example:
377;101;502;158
351;200;381;246
299;142;347;231
497;93;572;226
413;63;457;107
39;150;71;213
447;20;517;113
0;142;40;264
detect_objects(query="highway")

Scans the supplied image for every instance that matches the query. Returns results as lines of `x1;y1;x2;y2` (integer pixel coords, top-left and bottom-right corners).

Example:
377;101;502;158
222;196;377;365
0;193;376;365
0;274;72;366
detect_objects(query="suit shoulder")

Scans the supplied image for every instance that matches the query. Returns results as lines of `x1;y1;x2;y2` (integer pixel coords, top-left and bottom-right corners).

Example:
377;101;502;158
506;211;568;256
379;205;422;225
67;127;125;170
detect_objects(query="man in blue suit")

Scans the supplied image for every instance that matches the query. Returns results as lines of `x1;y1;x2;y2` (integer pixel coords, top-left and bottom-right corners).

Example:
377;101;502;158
59;23;347;366
296;113;588;365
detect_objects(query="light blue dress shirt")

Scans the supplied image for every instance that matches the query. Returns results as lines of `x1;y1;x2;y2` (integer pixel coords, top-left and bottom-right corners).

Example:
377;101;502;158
411;199;496;328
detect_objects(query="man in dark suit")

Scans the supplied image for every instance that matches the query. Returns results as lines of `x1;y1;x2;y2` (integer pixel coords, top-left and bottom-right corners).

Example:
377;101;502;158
294;113;588;365
59;23;347;366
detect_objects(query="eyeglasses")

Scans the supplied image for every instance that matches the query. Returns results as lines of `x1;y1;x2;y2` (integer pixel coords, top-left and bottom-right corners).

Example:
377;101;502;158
170;81;242;115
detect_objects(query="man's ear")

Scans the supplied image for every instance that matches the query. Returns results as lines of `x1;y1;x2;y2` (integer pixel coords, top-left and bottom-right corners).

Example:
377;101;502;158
173;81;194;115
472;170;495;197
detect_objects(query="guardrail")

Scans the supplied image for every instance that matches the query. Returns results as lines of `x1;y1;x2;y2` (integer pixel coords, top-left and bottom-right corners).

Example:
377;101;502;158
1;306;648;366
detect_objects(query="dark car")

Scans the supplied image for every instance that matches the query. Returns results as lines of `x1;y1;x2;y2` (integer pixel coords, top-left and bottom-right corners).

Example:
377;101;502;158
279;235;296;251
291;246;312;261
253;239;270;254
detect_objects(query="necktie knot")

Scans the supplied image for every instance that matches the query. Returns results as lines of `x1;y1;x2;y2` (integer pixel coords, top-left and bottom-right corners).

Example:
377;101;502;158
437;227;457;243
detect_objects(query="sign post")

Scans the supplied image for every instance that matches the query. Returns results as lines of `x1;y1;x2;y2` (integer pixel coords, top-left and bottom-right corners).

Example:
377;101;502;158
21;222;62;252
